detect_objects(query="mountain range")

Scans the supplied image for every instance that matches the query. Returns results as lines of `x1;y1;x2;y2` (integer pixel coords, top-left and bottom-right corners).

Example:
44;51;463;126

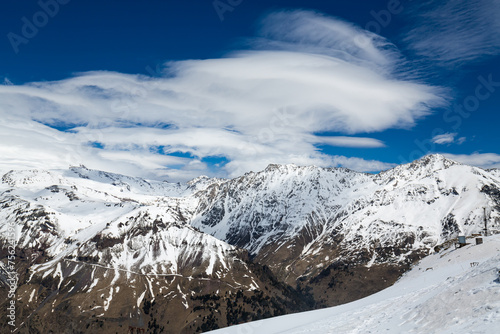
1;154;499;333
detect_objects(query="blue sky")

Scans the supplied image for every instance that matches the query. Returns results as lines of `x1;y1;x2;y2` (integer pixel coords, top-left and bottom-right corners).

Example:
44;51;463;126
1;0;499;181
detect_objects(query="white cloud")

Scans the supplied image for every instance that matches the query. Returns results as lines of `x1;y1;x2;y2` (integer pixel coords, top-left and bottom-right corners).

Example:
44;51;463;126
314;136;385;148
443;153;500;169
0;10;446;181
431;133;467;145
256;10;401;72
432;133;457;145
403;0;500;67
327;155;396;172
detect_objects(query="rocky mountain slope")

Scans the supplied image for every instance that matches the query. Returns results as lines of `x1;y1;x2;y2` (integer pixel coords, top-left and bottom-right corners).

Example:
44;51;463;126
1;155;499;332
0;167;312;333
191;154;500;304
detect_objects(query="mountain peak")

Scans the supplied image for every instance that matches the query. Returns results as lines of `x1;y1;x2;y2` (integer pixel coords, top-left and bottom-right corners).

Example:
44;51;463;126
264;163;289;171
374;153;461;184
398;153;459;173
188;175;210;184
418;153;458;165
263;163;325;173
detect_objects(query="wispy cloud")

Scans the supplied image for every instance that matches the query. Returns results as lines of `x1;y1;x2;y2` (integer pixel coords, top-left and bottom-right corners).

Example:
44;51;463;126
432;133;466;145
327;155;396;172
403;0;500;68
443;152;500;169
315;136;385;148
0;10;446;181
256;10;401;73
432;133;457;145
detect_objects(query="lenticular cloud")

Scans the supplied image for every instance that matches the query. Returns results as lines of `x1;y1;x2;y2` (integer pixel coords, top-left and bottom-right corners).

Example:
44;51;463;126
0;10;446;181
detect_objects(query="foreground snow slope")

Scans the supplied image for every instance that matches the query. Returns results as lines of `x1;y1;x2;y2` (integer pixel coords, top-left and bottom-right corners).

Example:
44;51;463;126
209;234;500;334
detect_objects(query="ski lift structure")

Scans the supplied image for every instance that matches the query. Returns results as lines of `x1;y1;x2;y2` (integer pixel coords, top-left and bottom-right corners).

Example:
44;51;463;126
456;235;468;248
483;207;489;237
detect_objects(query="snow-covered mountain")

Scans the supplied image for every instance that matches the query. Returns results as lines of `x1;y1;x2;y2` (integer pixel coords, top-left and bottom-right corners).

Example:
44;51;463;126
191;154;500;303
0;166;311;333
1;154;499;333
0;166;231;276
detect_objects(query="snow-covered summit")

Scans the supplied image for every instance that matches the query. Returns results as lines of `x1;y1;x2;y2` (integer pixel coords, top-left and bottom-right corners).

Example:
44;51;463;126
375;153;459;184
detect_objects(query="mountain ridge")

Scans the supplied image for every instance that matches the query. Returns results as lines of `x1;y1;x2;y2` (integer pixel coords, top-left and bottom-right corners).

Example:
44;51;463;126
1;154;499;333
